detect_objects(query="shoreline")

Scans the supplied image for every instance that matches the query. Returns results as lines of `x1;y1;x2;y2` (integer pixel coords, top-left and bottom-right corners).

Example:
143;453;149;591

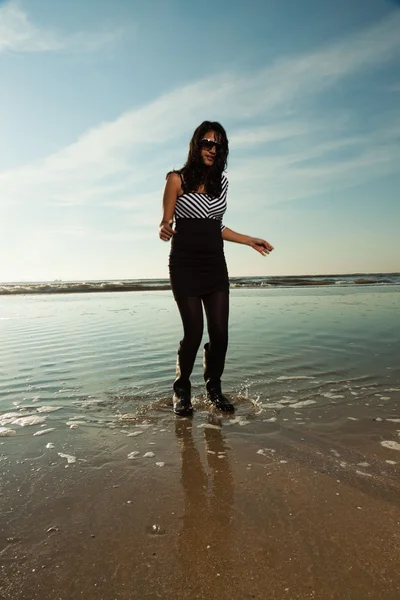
1;278;399;296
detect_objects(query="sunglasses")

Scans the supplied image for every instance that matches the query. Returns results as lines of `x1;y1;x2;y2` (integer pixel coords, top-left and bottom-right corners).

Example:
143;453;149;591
200;138;222;152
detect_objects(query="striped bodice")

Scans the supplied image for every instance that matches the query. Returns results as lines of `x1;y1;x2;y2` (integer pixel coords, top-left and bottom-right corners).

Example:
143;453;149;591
174;175;228;231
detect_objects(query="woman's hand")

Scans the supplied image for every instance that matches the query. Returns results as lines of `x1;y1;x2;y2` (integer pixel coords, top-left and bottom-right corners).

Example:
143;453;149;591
248;237;274;256
159;220;175;242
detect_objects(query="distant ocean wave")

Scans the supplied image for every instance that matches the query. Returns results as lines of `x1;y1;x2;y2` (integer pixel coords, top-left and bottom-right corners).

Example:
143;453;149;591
1;273;399;296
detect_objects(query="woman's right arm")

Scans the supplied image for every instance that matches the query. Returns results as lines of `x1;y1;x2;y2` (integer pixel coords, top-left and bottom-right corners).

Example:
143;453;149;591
159;172;181;242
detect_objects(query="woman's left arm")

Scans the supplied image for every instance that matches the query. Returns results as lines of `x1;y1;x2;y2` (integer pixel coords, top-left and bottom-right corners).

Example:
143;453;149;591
222;227;274;256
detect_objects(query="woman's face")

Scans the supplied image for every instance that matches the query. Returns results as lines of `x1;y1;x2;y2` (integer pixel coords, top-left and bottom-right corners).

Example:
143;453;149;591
200;130;220;167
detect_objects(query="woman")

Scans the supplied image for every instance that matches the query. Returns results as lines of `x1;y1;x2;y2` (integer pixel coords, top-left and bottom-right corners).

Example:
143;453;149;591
159;121;274;416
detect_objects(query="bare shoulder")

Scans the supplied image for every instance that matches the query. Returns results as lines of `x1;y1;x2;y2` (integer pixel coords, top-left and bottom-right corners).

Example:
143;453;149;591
165;171;183;196
166;171;181;183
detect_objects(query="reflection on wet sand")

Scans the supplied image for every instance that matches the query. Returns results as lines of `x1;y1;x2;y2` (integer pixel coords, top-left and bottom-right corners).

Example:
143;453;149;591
1;414;400;599
175;419;234;594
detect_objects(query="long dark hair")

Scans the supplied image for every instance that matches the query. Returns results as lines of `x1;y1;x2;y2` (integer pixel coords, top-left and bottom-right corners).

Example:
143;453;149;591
168;121;229;198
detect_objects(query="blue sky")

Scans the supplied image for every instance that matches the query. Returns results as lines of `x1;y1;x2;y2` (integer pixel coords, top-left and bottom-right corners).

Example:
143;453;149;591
0;0;399;281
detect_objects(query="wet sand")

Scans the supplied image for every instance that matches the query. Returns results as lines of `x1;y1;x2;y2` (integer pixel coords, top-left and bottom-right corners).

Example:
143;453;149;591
1;412;400;600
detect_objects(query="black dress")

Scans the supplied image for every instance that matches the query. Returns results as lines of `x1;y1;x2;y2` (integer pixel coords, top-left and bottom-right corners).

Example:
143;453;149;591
169;176;229;299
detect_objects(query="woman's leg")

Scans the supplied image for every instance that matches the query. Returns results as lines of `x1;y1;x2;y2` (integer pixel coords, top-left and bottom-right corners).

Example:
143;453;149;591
202;289;229;377
173;296;204;413
202;289;234;411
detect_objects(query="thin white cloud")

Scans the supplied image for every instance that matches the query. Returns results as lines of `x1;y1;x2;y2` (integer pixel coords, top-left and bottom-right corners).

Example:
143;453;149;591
0;2;122;53
230;121;312;148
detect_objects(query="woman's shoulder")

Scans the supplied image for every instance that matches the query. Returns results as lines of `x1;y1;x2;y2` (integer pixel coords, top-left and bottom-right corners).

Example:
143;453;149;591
166;170;185;196
166;170;184;190
166;169;183;182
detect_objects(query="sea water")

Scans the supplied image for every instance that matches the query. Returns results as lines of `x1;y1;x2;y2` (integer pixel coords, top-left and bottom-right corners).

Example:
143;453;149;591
0;286;399;436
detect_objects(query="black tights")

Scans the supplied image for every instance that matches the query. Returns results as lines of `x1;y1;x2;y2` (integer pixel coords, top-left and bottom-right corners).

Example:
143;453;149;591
174;290;229;389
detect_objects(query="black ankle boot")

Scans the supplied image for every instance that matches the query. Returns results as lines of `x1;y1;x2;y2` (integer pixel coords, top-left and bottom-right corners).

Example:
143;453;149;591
203;343;234;412
173;342;193;416
173;386;193;416
205;379;234;412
